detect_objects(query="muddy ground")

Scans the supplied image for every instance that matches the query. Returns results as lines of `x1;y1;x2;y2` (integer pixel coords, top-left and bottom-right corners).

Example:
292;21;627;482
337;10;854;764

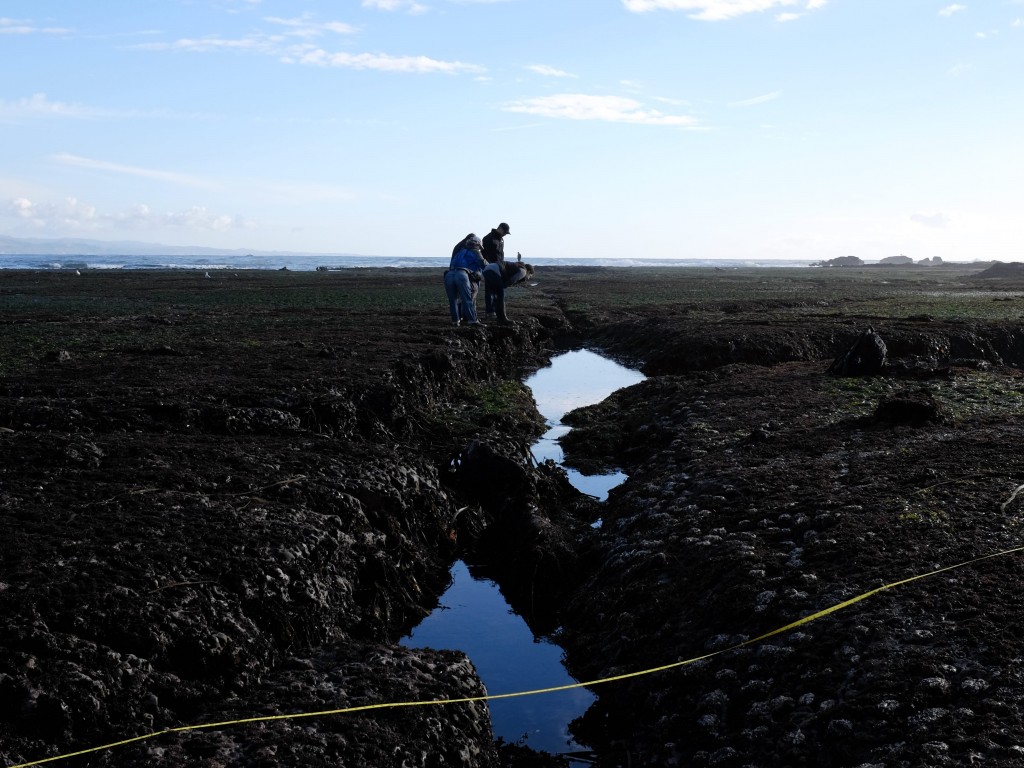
4;264;1024;767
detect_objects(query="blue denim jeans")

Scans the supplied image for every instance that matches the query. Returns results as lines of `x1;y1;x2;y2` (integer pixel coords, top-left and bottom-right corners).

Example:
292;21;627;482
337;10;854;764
444;269;478;323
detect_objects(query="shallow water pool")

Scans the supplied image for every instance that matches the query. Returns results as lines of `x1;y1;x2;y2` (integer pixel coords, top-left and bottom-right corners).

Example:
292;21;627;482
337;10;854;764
402;349;645;754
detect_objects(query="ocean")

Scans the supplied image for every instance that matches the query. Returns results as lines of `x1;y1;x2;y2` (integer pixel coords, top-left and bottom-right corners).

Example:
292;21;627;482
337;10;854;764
0;254;815;271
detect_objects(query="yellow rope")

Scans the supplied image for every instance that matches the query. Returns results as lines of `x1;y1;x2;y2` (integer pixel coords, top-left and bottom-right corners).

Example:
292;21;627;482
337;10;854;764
8;545;1024;768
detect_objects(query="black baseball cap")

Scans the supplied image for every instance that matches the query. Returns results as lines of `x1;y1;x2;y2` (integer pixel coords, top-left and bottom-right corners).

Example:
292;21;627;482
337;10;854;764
499;222;511;234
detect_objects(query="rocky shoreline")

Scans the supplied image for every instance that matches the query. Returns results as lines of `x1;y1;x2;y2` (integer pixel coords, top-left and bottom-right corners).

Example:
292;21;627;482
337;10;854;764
4;265;1024;767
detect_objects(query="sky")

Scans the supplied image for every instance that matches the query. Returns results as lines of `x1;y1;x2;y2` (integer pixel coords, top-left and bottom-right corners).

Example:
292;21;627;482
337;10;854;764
1;1;1022;262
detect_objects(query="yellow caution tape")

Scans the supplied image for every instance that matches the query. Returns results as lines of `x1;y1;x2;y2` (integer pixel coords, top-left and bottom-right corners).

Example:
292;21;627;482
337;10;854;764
8;545;1024;768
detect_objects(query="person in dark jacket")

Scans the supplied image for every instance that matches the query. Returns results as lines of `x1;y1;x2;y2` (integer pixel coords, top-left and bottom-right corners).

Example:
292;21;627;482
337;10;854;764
482;223;510;317
482;223;509;265
445;234;486;326
482;259;533;325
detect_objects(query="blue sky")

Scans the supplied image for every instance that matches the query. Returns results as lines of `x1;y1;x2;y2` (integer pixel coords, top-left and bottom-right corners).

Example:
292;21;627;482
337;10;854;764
1;1;1022;261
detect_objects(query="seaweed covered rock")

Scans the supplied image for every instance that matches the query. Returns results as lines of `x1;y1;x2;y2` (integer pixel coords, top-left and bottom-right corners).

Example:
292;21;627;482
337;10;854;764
828;326;887;376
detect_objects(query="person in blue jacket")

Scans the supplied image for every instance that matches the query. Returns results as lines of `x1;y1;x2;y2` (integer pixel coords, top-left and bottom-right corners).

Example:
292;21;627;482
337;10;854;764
444;234;486;326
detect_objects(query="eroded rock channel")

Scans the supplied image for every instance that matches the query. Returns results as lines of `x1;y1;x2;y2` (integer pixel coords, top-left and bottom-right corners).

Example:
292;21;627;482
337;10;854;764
6;266;1024;767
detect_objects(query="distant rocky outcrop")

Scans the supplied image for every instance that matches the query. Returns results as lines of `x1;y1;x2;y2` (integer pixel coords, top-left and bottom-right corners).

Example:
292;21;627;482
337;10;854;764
879;254;914;265
918;256;943;265
813;255;864;267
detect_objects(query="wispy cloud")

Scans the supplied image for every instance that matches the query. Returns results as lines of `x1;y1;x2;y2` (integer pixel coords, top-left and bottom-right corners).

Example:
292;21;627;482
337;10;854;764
0;94;103;121
4;197;253;233
0;17;71;35
526;64;578;78
621;0;826;21
730;90;781;106
296;49;484;74
138;15;481;75
503;93;699;126
136;35;282;53
264;15;359;36
362;0;429;13
52;153;221;190
939;4;967;17
0;94;214;123
0;94;192;122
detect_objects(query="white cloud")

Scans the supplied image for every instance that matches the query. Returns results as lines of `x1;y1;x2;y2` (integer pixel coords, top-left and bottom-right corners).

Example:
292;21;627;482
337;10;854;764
0;93;102;121
776;12;801;21
264;15;358;36
52;153;221;190
160;206;252;231
0;17;70;35
939;4;966;17
911;212;951;228
139;17;481;75
526;64;578;78
730;90;781;106
621;0;825;21
138;35;280;53
503;93;699;126
4;196;254;233
296;49;484;74
7;197;96;227
362;0;429;12
0;94;213;123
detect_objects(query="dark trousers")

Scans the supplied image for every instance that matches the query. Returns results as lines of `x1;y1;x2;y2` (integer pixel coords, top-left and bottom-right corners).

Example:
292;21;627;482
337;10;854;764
483;269;506;321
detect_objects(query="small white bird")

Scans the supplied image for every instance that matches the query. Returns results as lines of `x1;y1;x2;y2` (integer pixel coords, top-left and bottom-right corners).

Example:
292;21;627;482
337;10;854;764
204;272;212;279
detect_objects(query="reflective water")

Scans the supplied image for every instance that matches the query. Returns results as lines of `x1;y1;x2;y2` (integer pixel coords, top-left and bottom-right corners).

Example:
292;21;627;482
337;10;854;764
402;349;645;755
403;562;594;754
527;349;646;501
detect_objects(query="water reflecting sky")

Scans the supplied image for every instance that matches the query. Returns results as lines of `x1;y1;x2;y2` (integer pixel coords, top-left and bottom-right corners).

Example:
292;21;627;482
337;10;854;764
527;349;645;501
402;349;645;755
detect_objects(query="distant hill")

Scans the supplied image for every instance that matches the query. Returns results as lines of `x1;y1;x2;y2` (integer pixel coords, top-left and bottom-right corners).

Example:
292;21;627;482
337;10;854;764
0;234;343;258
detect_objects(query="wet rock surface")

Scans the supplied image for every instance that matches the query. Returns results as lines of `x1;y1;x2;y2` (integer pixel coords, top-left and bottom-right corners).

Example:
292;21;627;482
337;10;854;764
550;270;1024;766
5;265;1024;767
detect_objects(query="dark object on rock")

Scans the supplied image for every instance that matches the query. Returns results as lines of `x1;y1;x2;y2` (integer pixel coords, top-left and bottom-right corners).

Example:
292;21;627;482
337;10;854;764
874;389;946;425
43;350;72;363
828;327;887;376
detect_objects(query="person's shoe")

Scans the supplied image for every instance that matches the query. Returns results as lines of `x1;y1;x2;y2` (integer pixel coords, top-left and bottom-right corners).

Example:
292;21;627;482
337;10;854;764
452;320;461;326
465;320;483;326
486;312;497;320
497;317;514;326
